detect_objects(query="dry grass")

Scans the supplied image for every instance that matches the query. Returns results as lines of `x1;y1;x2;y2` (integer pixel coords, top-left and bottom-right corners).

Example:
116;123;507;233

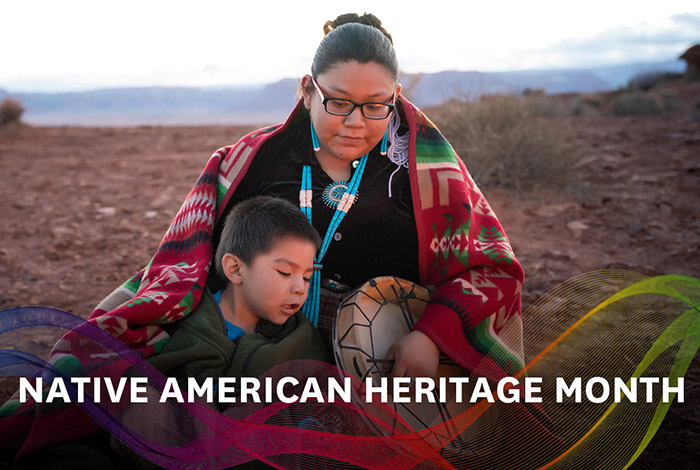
429;94;580;192
521;90;589;117
627;70;680;92
0;98;25;125
611;92;663;116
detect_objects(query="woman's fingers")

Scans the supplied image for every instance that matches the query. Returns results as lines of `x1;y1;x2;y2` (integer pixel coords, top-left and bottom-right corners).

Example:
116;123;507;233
384;344;405;379
385;331;440;379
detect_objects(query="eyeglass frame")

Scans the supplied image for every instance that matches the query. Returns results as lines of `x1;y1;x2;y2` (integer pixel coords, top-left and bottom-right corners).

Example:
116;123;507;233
311;76;396;120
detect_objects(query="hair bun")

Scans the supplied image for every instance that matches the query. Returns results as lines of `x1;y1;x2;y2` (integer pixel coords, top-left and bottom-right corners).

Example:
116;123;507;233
323;13;393;45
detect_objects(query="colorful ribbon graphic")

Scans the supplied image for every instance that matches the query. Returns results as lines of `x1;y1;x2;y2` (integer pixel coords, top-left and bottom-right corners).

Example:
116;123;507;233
1;270;698;469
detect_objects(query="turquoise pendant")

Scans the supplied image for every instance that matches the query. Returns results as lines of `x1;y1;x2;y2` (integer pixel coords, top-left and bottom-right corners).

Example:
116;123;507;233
322;181;352;208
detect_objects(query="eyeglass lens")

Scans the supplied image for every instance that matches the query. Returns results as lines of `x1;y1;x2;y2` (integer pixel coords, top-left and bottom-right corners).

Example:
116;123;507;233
325;99;391;119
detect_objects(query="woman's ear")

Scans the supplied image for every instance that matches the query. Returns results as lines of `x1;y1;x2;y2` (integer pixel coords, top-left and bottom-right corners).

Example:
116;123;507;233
301;74;314;110
395;82;403;100
221;254;244;285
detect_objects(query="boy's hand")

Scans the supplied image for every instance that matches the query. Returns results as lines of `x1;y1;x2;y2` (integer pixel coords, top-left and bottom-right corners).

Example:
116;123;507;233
384;330;440;379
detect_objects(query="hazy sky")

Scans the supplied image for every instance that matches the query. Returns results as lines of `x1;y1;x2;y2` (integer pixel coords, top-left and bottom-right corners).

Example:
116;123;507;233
2;0;698;92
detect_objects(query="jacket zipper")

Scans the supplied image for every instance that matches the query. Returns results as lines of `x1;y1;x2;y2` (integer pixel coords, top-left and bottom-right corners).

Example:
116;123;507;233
241;343;266;375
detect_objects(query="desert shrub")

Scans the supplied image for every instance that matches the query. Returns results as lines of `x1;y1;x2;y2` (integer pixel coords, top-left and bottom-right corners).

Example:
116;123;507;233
628;71;665;91
522;88;546;97
611;93;662;116
627;70;680;92
0;98;25;125
659;92;681;112
570;95;604;117
581;94;604;109
523;94;574;117
520;91;595;118
430;94;579;192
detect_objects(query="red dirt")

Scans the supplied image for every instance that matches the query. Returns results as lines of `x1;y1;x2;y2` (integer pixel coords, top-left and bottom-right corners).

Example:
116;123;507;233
1;107;699;467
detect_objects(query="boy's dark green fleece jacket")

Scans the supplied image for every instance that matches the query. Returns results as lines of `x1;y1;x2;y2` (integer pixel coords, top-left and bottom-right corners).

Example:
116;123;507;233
149;287;330;409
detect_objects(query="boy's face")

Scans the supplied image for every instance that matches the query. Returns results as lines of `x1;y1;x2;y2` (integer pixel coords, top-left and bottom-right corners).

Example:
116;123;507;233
237;236;316;326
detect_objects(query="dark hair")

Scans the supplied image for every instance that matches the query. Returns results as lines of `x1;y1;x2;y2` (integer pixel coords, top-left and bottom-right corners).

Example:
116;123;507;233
312;13;398;81
215;196;321;278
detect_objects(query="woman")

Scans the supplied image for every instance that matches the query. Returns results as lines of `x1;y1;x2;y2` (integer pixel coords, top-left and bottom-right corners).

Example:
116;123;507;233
2;12;526;467
209;13;524;381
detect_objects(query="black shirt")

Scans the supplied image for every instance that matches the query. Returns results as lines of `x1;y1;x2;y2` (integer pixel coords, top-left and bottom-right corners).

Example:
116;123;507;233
217;112;419;290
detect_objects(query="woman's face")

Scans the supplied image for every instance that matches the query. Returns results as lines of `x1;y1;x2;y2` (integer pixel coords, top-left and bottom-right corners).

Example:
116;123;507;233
302;61;401;173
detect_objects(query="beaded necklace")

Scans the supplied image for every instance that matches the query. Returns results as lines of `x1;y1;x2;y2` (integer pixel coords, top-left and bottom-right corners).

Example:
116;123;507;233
299;153;369;326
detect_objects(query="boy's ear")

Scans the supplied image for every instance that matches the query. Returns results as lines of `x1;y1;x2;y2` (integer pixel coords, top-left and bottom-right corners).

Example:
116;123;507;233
221;254;244;285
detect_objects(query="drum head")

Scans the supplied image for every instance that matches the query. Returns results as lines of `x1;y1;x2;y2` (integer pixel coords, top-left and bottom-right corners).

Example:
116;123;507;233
333;277;467;433
335;277;429;381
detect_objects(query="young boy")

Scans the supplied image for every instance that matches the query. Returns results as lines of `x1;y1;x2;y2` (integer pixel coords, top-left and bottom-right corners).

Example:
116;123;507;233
213;195;322;339
148;195;328;386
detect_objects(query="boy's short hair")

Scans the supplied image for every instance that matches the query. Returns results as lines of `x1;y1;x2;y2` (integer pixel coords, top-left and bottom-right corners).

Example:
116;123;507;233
215;196;321;279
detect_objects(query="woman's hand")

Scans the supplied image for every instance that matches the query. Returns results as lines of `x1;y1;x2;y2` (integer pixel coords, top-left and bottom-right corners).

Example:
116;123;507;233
384;330;440;379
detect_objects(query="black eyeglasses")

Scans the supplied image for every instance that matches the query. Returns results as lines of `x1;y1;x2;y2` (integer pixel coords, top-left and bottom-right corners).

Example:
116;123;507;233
312;77;395;120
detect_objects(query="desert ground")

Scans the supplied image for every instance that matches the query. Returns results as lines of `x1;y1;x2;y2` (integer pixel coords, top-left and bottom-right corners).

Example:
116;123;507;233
1;91;699;467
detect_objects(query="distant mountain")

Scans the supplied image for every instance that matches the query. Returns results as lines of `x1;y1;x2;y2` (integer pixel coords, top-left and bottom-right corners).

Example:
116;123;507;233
10;81;299;126
405;60;685;106
402;71;510;107
3;60;685;126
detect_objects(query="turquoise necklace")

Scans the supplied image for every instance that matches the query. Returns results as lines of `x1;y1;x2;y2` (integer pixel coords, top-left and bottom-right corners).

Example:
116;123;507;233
300;153;369;326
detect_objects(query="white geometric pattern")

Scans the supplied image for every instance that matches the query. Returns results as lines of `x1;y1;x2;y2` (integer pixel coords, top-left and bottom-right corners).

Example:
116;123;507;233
451;277;488;303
